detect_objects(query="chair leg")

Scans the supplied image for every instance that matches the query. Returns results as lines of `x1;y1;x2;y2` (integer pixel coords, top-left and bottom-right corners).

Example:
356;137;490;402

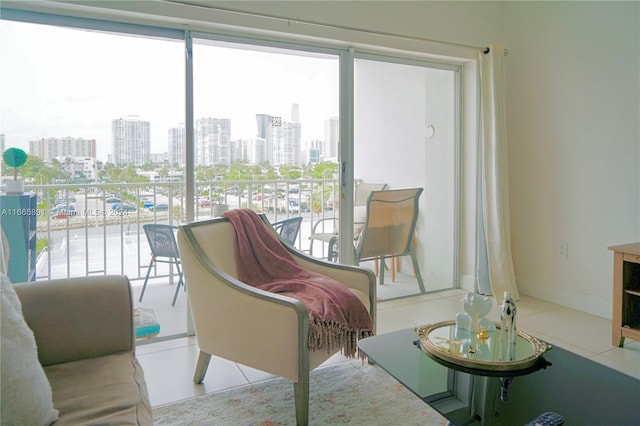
294;373;309;426
138;258;154;302
171;263;184;307
410;249;426;294
193;351;212;384
378;255;386;286
171;276;183;307
391;257;397;282
327;236;338;262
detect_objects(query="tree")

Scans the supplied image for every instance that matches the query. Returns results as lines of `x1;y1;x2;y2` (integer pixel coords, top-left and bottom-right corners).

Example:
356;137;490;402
158;166;169;181
18;156;65;184
279;165;302;179
99;163;149;183
313;161;339;179
140;162;156;171
195;166;215;182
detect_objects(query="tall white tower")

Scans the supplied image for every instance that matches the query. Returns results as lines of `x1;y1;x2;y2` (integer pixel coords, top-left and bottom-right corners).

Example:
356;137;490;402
324;116;339;161
196;117;231;166
168;125;185;166
111;116;150;165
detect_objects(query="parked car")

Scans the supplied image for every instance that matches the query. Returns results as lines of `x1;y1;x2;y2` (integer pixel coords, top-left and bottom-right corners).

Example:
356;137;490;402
141;200;154;209
287;199;300;213
150;203;169;212
51;204;77;219
111;203;136;212
198;197;211;207
105;197;120;203
53;200;75;208
54;197;76;206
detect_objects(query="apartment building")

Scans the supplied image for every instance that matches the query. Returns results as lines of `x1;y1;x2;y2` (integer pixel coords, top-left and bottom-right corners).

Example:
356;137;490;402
29;136;96;161
111;116;150;166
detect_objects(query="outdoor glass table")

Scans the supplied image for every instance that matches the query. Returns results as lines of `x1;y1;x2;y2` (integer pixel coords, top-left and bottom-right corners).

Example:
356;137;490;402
358;328;640;425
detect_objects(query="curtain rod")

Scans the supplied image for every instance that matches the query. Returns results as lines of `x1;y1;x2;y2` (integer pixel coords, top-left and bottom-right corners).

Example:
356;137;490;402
165;0;489;53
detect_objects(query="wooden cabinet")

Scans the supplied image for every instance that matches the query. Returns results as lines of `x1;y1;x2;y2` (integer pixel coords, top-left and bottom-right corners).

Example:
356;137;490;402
1;194;38;282
608;243;640;346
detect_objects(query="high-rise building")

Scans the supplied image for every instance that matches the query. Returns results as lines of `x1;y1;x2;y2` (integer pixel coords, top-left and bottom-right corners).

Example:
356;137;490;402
258;105;302;166
235;138;267;164
256;113;274;163
168;125;185;166
255;114;272;140
29;137;97;161
324;116;339;161
111;116;150;165
195;117;231;166
150;152;168;164
272;121;302;166
0;134;5;155
305;139;323;164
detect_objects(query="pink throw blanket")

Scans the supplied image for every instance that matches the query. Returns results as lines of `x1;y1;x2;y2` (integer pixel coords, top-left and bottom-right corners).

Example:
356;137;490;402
222;209;373;358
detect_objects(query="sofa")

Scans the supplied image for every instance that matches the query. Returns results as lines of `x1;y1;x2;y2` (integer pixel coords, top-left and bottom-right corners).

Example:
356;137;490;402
1;274;153;425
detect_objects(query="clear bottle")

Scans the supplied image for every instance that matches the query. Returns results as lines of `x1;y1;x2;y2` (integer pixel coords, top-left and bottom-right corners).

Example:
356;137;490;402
499;291;517;361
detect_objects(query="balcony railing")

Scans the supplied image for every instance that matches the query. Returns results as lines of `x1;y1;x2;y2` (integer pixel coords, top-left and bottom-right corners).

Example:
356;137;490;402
27;178;340;282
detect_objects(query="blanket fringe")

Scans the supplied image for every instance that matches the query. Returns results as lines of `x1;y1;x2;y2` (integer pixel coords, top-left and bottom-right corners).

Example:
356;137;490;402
308;316;374;360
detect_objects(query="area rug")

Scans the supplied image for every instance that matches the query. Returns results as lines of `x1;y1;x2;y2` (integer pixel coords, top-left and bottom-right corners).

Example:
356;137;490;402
153;361;446;425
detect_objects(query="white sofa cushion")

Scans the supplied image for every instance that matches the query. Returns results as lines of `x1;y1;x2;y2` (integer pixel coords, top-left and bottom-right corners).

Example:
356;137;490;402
0;273;59;426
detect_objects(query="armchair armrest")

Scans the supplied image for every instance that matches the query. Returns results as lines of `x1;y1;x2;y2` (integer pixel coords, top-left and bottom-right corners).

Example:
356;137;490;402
310;217;339;235
14;275;135;367
289;247;377;331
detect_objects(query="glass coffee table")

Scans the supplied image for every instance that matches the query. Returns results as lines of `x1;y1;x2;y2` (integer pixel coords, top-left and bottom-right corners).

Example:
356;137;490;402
358;327;639;425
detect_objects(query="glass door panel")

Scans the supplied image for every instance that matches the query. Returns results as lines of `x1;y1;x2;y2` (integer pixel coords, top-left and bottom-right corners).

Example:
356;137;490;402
354;57;459;300
191;37;339;241
1;19;186;339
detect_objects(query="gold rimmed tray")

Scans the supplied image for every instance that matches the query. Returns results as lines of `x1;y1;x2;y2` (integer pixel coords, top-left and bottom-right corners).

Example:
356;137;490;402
415;320;551;373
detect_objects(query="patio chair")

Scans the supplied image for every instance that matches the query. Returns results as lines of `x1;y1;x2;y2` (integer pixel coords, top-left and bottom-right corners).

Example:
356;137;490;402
354;188;426;294
176;215;376;426
139;224;184;306
272;216;304;247
308;182;387;260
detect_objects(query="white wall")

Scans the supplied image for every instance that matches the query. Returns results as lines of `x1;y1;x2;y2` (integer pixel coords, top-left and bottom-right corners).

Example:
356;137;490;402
504;2;640;318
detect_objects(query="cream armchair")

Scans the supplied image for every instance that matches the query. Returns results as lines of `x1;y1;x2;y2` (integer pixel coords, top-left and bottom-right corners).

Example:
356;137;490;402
177;216;376;426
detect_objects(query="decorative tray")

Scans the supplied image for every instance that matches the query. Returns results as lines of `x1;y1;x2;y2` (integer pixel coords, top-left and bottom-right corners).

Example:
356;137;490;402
415;320;551;373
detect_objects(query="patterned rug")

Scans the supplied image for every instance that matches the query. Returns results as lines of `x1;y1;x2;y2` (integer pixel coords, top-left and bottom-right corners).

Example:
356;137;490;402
153;361;447;425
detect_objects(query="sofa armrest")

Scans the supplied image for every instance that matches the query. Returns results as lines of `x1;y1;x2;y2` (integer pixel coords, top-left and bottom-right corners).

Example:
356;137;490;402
14;275;135;367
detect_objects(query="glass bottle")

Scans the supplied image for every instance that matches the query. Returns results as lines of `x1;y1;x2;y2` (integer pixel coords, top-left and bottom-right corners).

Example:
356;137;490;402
499;291;517;361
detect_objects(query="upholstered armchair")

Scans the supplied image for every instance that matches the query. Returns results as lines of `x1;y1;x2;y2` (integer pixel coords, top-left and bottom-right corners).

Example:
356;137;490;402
176;215;376;426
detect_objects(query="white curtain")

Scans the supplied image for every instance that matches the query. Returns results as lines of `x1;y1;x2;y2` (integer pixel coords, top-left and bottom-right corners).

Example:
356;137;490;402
476;43;519;303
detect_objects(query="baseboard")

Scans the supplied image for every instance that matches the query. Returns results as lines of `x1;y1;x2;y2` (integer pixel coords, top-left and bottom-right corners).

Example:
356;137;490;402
516;275;612;320
460;273;475;293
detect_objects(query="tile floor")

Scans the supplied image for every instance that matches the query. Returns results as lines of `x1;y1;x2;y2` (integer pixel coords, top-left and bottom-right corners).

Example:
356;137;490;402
137;289;640;408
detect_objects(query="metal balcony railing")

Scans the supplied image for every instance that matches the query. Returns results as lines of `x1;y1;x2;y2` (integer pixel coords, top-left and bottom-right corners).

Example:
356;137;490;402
25;179;339;283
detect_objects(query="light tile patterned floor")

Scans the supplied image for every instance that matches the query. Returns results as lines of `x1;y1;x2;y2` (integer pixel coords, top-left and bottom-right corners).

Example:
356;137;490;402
137;289;640;408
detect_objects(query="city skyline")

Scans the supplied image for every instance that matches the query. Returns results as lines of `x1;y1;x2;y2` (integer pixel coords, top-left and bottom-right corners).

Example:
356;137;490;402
0;19;338;163
1;107;335;168
115;110;318;167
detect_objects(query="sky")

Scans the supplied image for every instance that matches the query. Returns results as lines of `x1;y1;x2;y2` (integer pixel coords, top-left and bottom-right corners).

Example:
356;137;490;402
0;19;339;162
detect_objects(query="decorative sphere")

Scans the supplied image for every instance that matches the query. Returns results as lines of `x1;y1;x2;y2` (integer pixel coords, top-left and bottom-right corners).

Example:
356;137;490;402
2;148;28;168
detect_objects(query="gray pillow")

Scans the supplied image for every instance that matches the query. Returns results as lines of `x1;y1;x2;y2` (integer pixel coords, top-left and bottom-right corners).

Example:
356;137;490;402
1;273;59;425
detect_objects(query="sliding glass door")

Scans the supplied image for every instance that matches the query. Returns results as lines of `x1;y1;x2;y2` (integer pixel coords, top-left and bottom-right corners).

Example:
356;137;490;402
1;9;462;339
353;56;460;299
